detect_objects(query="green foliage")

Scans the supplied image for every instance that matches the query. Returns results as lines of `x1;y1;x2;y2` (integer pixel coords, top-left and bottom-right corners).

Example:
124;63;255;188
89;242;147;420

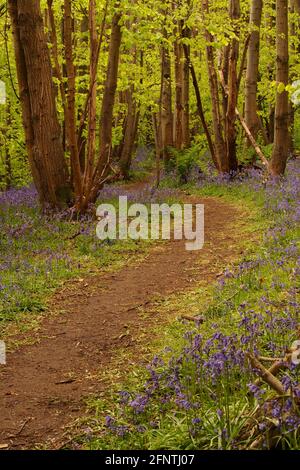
0;0;299;190
167;144;202;184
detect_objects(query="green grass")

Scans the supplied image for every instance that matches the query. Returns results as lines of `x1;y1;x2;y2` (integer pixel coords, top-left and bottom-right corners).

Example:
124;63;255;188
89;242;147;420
0;198;157;333
0;186;186;335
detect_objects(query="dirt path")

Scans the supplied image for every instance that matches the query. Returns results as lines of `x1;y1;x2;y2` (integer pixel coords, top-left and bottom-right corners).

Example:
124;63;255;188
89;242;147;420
0;194;245;450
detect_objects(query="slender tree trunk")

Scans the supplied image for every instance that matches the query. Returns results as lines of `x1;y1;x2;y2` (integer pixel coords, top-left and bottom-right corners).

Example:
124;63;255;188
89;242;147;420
220;45;229;136
244;0;263;144
182;22;190;148
64;0;82;201
288;0;300;155
47;0;67;107
3;101;12;190
8;0;70;208
81;0;108;198
183;44;217;167
82;7;122;208
226;0;240;172
271;0;289;175
174;36;184;149
160;43;174;162
152;113;161;187
97;10;122;177
77;10;89;172
202;0;225;172
266;4;276;142
83;0;98;193
119;86;139;178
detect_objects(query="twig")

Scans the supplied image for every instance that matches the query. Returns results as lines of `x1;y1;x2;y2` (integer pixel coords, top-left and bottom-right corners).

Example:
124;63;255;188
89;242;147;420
65;231;82;241
55;378;77;385
181;314;205;324
235;108;270;169
258;356;284;363
127;300;151;312
7;418;32;439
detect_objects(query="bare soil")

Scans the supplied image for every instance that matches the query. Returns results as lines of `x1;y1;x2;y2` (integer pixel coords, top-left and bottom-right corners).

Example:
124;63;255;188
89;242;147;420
0;194;246;449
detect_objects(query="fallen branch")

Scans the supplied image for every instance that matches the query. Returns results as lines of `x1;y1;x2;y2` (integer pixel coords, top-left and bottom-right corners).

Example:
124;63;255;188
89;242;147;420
55;378;77;385
258;356;284;363
254;354;291;387
7;418;32;439
181;314;205;324
235;108;270;169
126;300;151;313
248;353;285;395
65;230;82;241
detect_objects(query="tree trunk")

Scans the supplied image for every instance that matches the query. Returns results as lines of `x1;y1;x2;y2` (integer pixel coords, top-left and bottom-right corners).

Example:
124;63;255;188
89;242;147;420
226;0;240;172
182;22;191;148
119;86;139;178
83;7;122;208
97;10;122;177
271;0;289;175
183;44;217;167
174;20;190;150
3;101;12;190
84;0;98;191
64;0;83;202
174;37;184;149
244;0;263;144
266;4;276;143
77;10;89;172
202;0;226;172
288;0;300;155
160;44;174;162
8;0;70;208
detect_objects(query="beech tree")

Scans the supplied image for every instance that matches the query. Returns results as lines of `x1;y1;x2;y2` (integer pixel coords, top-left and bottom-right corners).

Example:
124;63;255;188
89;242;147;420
244;0;263;144
271;0;290;175
160;33;174;162
2;0;299;198
8;0;70;207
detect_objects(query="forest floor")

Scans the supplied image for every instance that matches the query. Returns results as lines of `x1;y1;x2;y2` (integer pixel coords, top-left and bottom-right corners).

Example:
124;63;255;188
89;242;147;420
0;180;255;450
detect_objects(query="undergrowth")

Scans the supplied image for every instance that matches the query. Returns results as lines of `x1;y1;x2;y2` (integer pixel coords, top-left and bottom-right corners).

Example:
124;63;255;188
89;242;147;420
0;183;179;329
81;159;300;451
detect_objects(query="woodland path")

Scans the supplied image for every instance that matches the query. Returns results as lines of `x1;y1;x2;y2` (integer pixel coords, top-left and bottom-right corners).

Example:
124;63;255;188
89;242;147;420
0;183;246;450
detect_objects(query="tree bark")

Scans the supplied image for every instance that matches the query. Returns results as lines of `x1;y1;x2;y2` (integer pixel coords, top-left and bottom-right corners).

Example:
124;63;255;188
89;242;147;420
271;0;289;175
119;86;139;178
202;0;226;172
226;0;240;172
8;0;70;208
83;6;122;208
266;4;276;143
160;43;174;162
83;0;98;191
182;22;191;149
183;44;217;167
97;10;122;177
244;0;263;144
288;0;300;155
174;20;190;150
174;37;183;150
64;0;83;201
